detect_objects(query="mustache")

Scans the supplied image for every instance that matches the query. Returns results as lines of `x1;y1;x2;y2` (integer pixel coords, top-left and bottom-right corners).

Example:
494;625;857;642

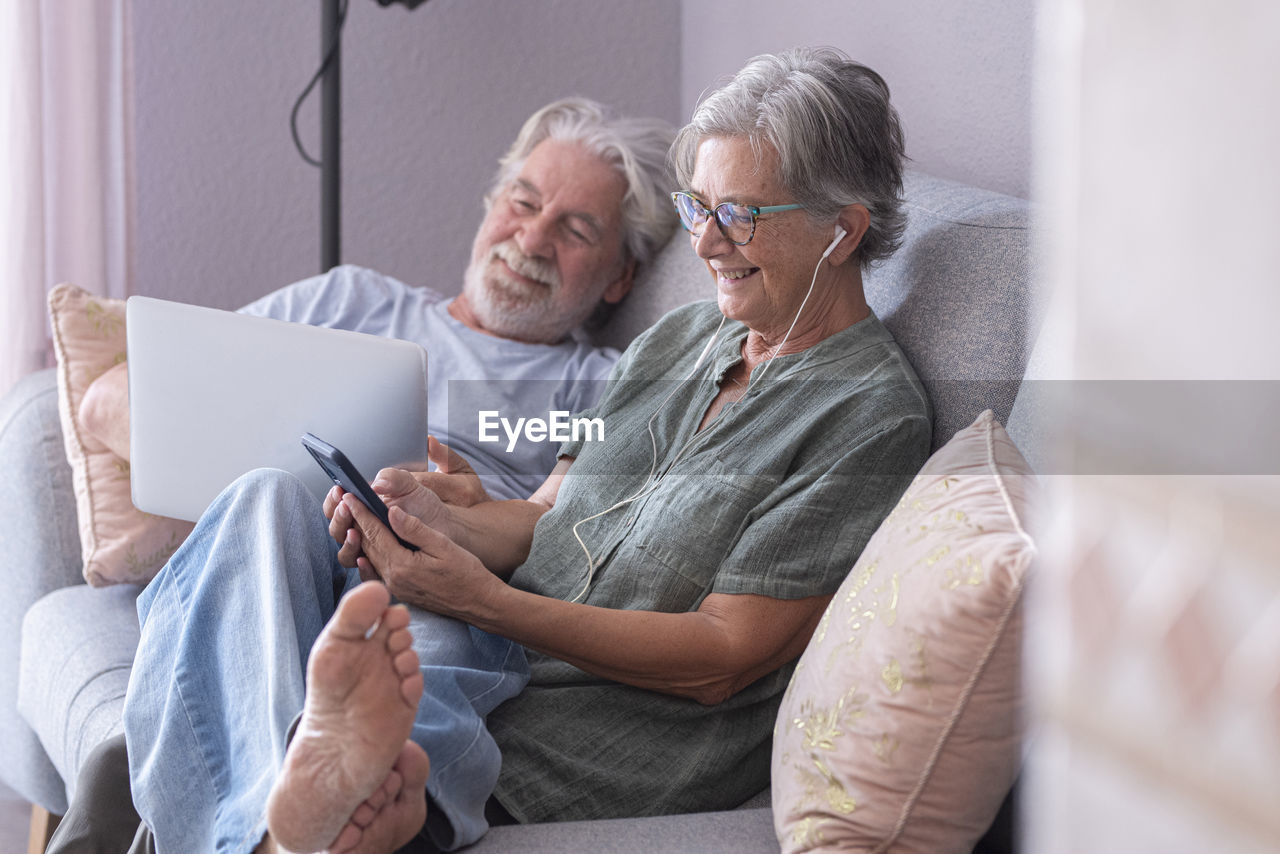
489;240;560;288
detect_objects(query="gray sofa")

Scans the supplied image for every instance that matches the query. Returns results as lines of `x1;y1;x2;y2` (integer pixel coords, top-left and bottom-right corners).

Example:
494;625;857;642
0;171;1037;852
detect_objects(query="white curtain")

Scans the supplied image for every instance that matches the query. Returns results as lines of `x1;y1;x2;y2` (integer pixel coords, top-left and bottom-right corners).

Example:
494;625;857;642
0;0;132;398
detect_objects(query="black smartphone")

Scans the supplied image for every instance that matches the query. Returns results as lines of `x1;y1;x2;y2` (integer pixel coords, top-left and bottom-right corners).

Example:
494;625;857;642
301;432;418;552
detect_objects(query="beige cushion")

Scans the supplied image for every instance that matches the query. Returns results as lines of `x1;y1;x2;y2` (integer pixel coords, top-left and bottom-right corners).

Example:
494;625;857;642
772;409;1035;853
48;284;193;586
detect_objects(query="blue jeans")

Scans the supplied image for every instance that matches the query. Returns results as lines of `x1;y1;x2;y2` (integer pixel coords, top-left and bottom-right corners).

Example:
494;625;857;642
121;469;529;853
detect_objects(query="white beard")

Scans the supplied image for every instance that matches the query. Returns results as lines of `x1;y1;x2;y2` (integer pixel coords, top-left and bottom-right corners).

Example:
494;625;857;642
461;240;593;344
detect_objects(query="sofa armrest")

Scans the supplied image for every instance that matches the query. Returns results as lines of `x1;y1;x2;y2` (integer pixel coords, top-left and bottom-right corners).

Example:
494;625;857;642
0;368;87;811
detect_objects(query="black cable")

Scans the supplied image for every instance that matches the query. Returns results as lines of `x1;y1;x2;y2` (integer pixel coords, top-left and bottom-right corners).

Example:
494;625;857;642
291;0;349;168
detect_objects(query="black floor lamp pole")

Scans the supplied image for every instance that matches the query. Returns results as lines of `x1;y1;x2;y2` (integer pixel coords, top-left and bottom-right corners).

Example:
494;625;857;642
320;0;341;272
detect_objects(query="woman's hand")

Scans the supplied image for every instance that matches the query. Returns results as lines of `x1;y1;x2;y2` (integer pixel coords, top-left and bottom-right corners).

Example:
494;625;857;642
324;437;483;568
323;484;364;567
344;496;502;619
326;473;455;569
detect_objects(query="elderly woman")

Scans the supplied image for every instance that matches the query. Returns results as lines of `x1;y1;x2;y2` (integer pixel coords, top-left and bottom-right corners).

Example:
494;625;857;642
308;46;931;850
110;48;930;854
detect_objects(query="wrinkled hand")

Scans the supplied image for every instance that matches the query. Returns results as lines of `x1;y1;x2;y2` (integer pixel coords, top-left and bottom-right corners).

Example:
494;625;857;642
345;496;500;619
323;437;484;570
323;484;361;565
324;471;449;570
325;437;483;571
410;436;491;508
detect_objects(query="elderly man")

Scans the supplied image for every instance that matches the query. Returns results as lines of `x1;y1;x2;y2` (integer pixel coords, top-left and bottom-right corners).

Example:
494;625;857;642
46;97;676;854
78;96;675;501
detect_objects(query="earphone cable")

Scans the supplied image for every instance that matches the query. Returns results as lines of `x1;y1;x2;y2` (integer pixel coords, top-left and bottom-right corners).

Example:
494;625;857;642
568;314;728;602
567;250;829;602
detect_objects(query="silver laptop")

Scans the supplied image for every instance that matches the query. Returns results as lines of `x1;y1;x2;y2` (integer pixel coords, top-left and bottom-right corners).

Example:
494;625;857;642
127;296;428;522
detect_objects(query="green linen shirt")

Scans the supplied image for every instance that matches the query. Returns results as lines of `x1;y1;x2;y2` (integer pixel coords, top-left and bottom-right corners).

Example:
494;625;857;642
489;300;932;823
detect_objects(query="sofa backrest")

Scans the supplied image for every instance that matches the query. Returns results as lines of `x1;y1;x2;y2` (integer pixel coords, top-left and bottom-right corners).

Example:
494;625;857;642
594;221;716;350
598;171;1039;453
866;172;1037;450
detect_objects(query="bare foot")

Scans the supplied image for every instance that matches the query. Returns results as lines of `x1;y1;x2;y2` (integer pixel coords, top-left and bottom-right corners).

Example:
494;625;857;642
327;740;430;854
264;581;426;853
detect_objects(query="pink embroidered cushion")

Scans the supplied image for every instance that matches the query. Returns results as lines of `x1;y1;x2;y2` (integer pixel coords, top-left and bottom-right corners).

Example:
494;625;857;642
48;284;193;586
773;410;1036;853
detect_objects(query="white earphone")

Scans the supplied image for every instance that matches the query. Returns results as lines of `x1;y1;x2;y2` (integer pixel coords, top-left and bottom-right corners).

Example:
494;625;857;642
822;226;848;259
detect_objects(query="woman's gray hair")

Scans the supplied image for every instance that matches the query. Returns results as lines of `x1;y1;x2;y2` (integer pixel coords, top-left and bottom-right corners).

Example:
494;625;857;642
491;98;677;269
672;47;907;268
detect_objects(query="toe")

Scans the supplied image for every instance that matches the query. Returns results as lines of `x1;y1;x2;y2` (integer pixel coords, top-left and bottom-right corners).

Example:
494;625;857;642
330;582;392;641
328;823;363;853
400;670;424;708
399;741;431;789
382;769;404;799
382;603;411;631
386;627;412;655
364;781;390;813
392;647;420;678
350;801;377;828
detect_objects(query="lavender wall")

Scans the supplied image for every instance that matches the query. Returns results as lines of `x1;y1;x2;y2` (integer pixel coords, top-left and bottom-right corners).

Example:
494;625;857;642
129;1;1031;310
130;0;682;309
681;0;1033;199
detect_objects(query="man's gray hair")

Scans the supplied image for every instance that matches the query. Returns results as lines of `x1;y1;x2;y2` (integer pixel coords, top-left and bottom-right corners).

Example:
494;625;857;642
672;47;906;268
491;98;677;269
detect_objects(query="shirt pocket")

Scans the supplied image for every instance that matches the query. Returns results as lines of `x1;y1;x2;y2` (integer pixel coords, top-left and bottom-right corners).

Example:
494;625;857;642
621;458;773;611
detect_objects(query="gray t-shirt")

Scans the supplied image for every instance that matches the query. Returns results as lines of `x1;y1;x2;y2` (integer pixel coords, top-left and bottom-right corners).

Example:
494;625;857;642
239;265;619;500
489;300;932;822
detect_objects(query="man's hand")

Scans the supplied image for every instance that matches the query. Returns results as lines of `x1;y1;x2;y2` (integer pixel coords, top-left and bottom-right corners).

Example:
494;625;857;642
410;436;491;508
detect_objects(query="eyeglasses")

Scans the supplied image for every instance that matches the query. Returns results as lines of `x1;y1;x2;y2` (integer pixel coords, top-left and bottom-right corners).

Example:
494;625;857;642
670;191;804;246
